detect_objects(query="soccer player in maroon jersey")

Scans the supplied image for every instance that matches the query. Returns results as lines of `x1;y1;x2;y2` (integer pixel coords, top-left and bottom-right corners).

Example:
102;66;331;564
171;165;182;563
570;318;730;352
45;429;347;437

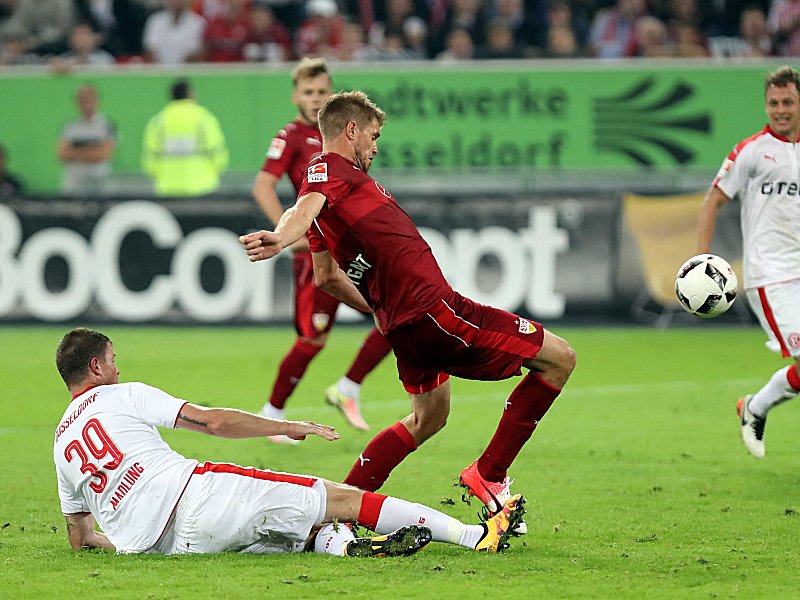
251;58;391;440
240;90;576;529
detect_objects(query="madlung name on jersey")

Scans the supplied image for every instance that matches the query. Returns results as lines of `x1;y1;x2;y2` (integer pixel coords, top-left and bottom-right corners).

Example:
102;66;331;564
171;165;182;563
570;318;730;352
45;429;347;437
110;462;145;511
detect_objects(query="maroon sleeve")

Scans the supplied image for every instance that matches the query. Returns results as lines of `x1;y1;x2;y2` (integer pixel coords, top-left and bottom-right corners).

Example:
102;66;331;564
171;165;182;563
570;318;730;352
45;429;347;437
307;222;327;253
260;131;294;178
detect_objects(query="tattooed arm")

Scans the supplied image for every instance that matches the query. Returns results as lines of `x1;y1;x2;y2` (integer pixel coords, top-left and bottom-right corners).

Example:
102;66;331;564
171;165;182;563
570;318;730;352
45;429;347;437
64;512;115;551
175;403;339;442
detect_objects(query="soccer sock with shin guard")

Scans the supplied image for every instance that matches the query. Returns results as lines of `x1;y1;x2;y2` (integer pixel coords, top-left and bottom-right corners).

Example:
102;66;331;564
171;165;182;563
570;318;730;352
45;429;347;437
357;492;484;549
343;422;416;491
267;338;323;410
749;364;800;418
478;372;560;482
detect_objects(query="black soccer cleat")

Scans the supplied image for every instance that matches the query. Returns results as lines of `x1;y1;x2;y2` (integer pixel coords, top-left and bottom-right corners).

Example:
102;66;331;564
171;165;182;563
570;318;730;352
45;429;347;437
344;525;432;558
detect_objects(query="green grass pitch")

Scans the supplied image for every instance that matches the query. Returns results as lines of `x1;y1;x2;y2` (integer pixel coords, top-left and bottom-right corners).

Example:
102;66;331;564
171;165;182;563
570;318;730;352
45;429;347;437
3;324;800;598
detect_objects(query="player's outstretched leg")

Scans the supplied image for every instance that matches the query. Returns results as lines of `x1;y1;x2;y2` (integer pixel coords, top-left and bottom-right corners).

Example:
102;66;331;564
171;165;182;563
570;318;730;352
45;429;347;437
321;480;524;554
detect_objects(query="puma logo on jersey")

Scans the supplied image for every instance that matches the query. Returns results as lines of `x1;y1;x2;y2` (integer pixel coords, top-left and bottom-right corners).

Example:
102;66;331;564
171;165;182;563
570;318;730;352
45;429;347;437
764;154;777;163
306;137;321;146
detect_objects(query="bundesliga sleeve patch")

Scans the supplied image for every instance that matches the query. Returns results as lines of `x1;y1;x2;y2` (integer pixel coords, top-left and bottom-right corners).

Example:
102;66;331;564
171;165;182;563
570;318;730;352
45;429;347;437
308;162;328;182
266;138;286;159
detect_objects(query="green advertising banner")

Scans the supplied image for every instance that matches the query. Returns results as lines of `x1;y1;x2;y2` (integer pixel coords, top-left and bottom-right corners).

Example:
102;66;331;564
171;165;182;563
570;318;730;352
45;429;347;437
0;61;784;193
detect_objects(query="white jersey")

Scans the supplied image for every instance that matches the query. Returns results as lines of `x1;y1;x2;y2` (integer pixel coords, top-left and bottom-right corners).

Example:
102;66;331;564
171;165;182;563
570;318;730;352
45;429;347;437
53;383;197;554
713;125;800;289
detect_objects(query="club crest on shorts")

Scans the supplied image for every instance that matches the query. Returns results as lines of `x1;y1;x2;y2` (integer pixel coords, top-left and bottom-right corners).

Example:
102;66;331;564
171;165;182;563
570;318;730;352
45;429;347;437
308;162;328;182
312;313;330;332
516;317;537;334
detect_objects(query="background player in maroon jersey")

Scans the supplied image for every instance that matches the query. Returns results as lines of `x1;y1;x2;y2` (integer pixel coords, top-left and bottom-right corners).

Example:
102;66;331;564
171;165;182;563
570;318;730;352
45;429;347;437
251;58;391;440
240;90;576;530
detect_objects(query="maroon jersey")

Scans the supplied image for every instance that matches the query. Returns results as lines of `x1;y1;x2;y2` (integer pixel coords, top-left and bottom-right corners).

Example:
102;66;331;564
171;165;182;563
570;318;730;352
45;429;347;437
260;119;323;193
302;153;451;332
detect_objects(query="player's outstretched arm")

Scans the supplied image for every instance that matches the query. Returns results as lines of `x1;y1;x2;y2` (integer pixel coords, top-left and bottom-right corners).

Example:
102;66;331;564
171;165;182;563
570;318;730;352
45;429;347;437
176;403;339;442
64;512;115;551
697;185;731;254
239;192;326;262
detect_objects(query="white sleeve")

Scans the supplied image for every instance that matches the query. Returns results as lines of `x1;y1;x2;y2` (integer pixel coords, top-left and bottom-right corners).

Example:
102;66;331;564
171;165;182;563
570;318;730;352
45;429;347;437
714;146;749;200
125;383;187;429
55;462;88;515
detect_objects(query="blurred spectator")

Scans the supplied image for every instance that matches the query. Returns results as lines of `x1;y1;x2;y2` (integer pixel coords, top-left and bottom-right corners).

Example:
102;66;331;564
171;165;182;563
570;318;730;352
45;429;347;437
368;0;414;47
477;16;527;58
260;0;304;32
672;22;709;56
73;0;149;57
435;26;474;61
630;15;674;57
589;0;647;58
294;0;344;59
335;18;373;61
543;24;582;58
0;0;76;55
50;22;115;71
0;145;24;198
0;29;45;64
535;0;588;54
769;0;800;56
143;0;206;64
436;0;486;54
491;0;539;50
204;0;251;62
710;5;773;58
710;0;771;37
57;84;116;195
142;79;229;197
371;27;417;60
243;2;291;62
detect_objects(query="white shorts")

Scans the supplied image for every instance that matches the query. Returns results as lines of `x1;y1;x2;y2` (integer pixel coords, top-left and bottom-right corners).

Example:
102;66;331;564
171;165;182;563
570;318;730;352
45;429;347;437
154;462;326;555
746;279;800;358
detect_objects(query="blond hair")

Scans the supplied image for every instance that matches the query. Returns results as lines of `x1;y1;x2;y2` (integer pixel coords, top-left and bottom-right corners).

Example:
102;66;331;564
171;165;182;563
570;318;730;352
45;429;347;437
292;57;331;87
318;91;387;140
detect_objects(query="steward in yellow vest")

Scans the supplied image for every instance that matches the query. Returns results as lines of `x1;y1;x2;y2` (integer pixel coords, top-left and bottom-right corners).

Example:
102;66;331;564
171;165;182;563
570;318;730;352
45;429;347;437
142;79;229;196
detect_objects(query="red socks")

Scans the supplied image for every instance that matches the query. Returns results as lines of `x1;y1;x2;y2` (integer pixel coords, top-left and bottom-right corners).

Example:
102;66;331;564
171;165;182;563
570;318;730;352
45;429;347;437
344;422;417;491
788;364;800;391
357;491;388;530
268;338;323;409
478;373;560;482
346;328;392;384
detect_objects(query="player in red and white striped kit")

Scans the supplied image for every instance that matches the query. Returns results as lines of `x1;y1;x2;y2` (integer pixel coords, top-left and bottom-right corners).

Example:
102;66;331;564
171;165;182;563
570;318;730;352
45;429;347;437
240;91;576;532
53;328;523;555
699;65;800;458
252;57;390;439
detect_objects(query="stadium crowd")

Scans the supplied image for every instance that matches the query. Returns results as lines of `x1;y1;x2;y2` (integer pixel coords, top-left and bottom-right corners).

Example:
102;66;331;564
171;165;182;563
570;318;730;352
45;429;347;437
0;0;793;67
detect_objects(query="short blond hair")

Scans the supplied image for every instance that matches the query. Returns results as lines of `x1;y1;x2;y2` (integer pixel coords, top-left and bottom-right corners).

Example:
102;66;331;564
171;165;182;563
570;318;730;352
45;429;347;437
318;91;387;140
292;57;331;87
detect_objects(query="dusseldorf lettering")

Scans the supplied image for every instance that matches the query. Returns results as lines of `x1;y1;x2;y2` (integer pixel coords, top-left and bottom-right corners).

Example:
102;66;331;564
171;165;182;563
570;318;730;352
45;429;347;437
0;201;568;322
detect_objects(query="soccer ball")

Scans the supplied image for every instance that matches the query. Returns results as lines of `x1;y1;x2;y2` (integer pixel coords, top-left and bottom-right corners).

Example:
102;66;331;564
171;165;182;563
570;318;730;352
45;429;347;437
675;254;738;318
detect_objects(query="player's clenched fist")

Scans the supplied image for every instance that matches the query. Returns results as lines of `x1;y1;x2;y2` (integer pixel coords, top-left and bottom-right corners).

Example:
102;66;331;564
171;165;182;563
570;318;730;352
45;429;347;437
239;231;282;261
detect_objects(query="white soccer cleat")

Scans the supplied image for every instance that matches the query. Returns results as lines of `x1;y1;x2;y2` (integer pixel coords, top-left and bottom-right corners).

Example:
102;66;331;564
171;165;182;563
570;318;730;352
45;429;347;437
737;395;766;458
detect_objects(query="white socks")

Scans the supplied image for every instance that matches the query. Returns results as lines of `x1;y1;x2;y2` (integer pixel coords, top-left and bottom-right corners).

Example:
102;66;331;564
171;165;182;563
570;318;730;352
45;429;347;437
749;366;800;418
314;522;356;556
337;376;361;401
372;496;483;549
260;403;285;420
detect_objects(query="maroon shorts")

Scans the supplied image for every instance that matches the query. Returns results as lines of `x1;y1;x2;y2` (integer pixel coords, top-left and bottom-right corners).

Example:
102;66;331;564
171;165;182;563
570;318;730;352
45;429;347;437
293;251;340;338
384;291;545;394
